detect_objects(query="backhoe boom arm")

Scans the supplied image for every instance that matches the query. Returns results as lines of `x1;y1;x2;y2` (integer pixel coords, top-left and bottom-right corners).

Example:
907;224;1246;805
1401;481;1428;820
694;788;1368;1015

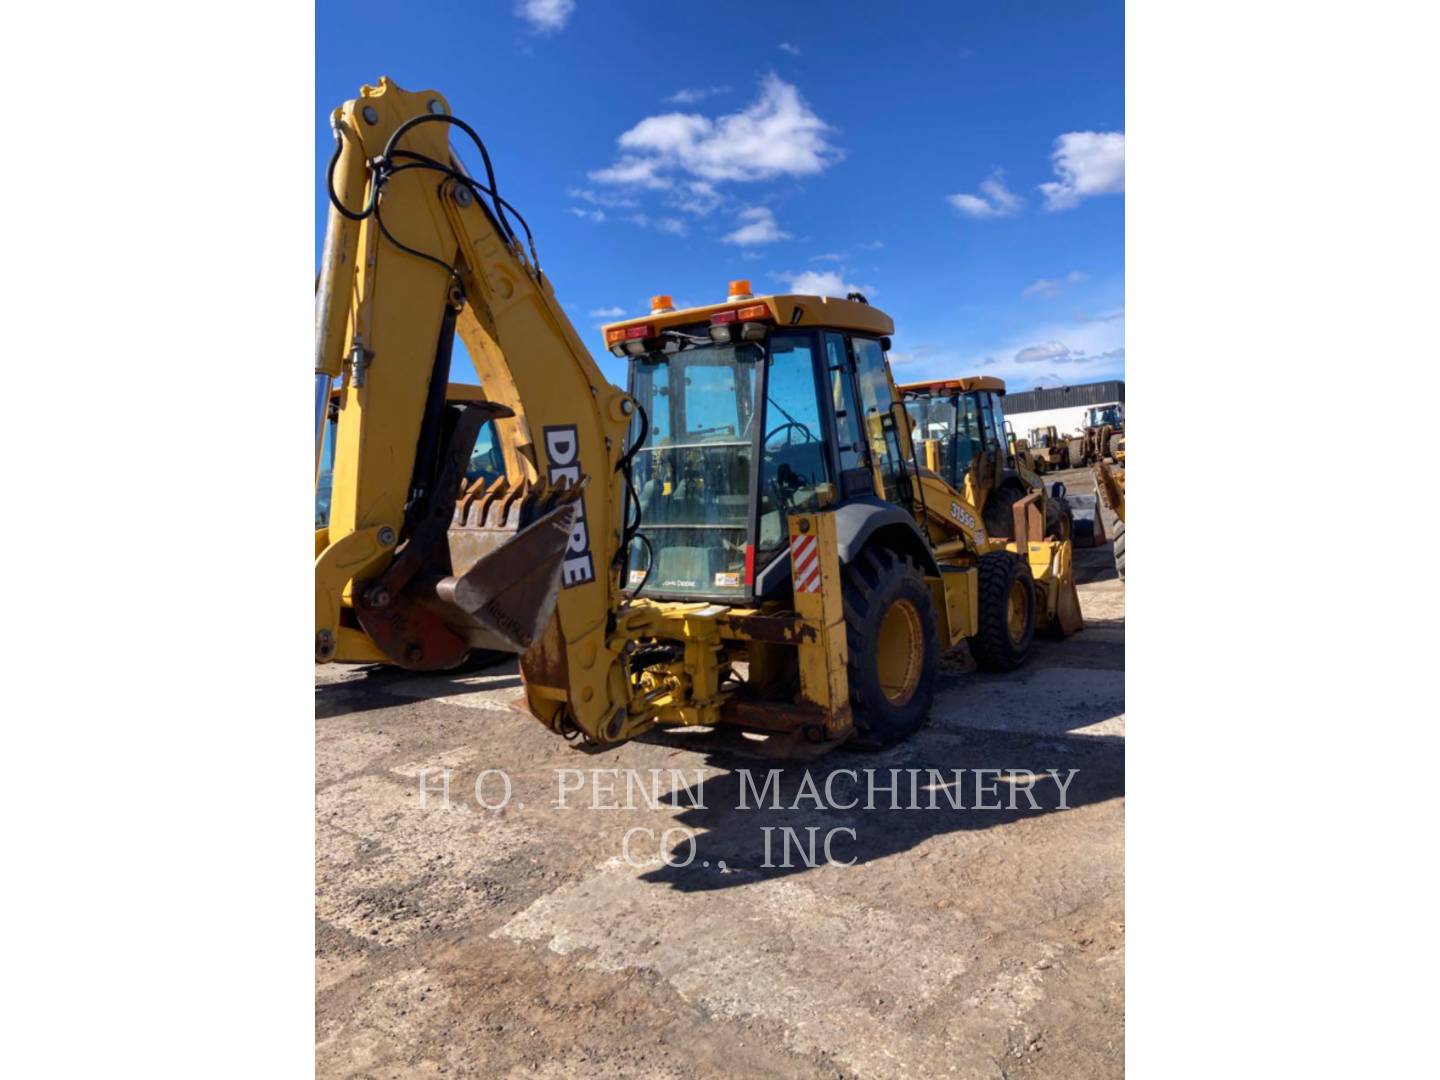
314;79;633;738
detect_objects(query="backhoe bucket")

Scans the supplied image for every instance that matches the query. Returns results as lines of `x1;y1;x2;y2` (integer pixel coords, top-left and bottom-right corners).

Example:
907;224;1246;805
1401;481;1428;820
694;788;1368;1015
350;397;587;671
354;478;584;671
430;477;586;654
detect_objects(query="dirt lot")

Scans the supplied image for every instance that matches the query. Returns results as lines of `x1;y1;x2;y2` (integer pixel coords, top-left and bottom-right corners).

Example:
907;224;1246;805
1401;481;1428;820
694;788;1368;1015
316;481;1123;1079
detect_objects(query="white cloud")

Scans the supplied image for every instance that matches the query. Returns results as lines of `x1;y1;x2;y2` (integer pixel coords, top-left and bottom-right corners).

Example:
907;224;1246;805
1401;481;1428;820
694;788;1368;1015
778;42;800;55
780;269;874;298
1014;341;1074;364
567;207;605;223
514;0;574;32
809;252;845;262
665;86;731;105
674;181;721;216
946;170;1024;219
858;240;884;250
1012;340;1124;369
622;212;690;237
589;156;670;189
1022;270;1089;298
589;306;627;318
568;186;638;209
591;74;838;187
1039;131;1125;210
880;310;1124;391
723;206;790;246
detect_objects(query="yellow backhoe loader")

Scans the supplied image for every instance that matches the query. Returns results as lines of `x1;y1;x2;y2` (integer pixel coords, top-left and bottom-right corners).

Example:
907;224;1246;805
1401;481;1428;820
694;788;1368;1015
314;78;1082;750
900;377;1074;543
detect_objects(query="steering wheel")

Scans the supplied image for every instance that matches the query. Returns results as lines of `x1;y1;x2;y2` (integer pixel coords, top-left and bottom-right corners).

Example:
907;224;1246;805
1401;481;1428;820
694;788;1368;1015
763;420;817;449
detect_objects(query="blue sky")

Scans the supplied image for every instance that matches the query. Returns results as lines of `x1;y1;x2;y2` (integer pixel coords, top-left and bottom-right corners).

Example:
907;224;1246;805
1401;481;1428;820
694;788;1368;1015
316;0;1123;391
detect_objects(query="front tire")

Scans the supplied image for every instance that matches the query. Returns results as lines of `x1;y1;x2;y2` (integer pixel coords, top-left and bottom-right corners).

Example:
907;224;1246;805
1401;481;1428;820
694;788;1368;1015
841;547;939;749
971;553;1036;672
1112;520;1126;579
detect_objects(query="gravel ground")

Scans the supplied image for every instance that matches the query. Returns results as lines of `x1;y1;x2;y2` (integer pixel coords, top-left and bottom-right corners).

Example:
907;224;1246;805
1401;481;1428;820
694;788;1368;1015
316;514;1123;1079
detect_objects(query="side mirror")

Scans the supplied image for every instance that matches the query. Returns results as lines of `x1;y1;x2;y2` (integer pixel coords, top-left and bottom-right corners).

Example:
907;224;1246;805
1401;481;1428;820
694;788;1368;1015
880;336;892;352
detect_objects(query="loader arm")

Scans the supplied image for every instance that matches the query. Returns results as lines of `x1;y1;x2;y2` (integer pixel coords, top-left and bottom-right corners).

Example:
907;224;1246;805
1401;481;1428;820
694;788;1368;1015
314;79;633;738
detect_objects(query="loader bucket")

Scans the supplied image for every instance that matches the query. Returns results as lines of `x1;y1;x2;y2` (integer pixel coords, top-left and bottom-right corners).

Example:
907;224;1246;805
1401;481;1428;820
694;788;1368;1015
1067;493;1106;547
1052;552;1085;636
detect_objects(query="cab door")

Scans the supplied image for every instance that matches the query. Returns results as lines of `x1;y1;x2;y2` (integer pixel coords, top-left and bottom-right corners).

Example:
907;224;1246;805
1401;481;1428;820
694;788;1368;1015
848;336;919;518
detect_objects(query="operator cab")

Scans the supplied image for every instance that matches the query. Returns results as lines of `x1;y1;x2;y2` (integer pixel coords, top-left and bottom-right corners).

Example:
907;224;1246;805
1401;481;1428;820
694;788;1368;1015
898;377;1015;494
608;282;921;604
1086;403;1124;428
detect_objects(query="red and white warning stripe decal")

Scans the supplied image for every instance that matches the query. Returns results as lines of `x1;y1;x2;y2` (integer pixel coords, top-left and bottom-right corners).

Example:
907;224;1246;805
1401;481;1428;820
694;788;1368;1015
790;532;821;594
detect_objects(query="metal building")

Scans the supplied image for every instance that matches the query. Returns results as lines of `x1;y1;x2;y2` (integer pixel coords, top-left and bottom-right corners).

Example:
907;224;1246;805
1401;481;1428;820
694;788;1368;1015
1003;379;1125;438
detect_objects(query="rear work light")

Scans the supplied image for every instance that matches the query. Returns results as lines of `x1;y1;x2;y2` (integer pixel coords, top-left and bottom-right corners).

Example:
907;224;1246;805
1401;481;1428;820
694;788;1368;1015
707;303;772;343
604;323;654;344
606;323;655;357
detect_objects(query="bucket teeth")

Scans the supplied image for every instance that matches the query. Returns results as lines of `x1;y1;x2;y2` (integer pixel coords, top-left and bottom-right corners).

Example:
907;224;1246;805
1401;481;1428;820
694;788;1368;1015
450;476;585;532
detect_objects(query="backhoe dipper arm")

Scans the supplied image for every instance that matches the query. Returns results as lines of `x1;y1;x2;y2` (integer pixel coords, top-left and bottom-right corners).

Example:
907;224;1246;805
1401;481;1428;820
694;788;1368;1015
314;78;634;740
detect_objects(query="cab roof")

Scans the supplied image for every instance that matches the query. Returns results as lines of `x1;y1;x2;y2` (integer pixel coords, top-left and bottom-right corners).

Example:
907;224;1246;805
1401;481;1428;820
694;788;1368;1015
600;285;894;345
898;375;1008;396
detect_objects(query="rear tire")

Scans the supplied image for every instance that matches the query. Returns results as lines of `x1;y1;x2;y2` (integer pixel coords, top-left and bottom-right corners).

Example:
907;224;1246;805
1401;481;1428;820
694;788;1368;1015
971;553;1036;672
1112;520;1126;579
841;547;939;749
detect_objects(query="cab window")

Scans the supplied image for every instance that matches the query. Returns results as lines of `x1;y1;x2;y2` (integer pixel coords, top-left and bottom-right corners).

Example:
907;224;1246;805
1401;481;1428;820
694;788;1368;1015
758;334;831;558
850;337;908;505
465;421;504;486
627;347;759;599
823;333;866;475
953;394;983;480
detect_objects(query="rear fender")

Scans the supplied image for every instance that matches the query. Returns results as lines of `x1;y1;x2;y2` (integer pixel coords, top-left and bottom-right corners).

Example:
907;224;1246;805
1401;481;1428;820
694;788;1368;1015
833;498;940;576
754;498;939;599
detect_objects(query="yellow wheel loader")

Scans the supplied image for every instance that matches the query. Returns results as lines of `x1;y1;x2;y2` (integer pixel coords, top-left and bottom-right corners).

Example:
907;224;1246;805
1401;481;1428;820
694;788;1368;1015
1067;403;1125;466
314;78;1082;750
1024;425;1070;472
